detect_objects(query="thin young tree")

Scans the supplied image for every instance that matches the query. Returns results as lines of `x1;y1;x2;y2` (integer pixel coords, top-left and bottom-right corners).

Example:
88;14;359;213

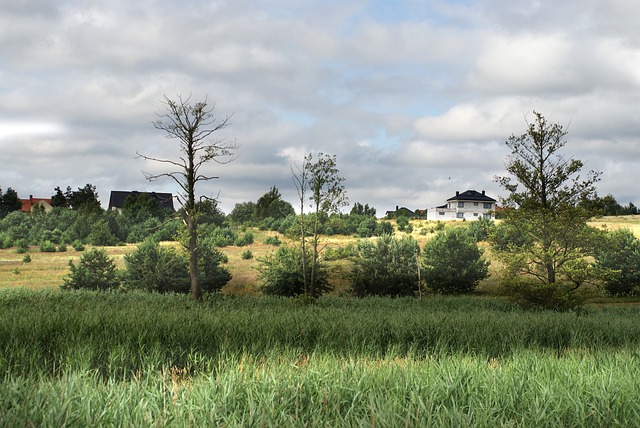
138;95;237;300
292;153;347;297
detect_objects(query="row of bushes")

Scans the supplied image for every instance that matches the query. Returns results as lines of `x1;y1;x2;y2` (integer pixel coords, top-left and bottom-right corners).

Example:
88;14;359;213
62;239;231;294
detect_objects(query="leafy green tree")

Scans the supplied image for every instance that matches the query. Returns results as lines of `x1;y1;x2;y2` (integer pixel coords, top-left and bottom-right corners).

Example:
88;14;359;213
375;221;394;236
422;228;489;294
0;187;22;218
396;215;409;232
62;248;119;291
356;216;377;238
293;153;348;297
66;184;102;213
139;95;237;300
255;186;295;221
350;202;376;217
492;111;600;308
594;229;640;296
197;242;232;293
257;246;331;297
351;235;420;297
51;186;68;208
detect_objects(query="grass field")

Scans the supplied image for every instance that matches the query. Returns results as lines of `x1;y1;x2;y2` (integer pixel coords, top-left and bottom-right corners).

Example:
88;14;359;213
1;217;640;426
1;290;640;426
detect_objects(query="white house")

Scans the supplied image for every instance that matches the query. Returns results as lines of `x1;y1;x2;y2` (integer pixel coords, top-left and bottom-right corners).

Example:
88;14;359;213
426;190;496;221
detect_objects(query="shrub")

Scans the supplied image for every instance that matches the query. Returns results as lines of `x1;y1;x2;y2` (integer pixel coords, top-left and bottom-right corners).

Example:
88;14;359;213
15;240;28;254
466;217;495;242
123;239;231;294
356;217;377;238
198;243;232;293
40;240;56;253
264;235;281;246
396;216;409;232
241;249;253;260
422;228;489;294
594;228;640;296
374;221;394;236
72;240;85;251
123;240;189;293
351;235;420;297
22;254;31;263
57;244;67;252
257;246;331;297
234;231;254;246
62;248;119;291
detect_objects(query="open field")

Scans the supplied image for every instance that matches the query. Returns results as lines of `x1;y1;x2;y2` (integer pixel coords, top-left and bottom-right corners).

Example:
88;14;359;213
2;290;640;426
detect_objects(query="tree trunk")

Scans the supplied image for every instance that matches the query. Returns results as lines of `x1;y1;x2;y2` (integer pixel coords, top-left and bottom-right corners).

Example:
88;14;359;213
188;213;202;300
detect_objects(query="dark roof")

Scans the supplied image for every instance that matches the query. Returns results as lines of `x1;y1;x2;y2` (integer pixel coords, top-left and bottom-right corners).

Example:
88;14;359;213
446;190;496;203
108;191;175;211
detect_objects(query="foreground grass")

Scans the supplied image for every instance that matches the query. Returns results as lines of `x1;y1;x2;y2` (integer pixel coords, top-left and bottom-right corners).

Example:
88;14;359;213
2;289;640;426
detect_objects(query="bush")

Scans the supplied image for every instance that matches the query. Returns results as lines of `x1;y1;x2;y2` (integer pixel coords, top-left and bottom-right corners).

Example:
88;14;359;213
40;240;56;253
15;239;28;254
234;231;254;246
72;240;85;251
422;228;489;294
22;254;31;263
123;239;231;294
594;228;640;296
241;249;253;260
62;248;119;291
123;240;189;293
351;235;420;297
374;221;394;236
396;216;409;232
198;243;232;293
264;235;281;246
356;217;377;238
257;246;331;297
466;217;495;242
57;244;67;252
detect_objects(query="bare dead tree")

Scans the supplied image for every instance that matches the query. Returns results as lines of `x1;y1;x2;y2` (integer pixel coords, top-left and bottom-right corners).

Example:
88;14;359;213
137;94;237;299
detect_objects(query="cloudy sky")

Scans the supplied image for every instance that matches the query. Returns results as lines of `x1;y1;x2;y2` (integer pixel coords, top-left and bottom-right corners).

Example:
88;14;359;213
1;0;639;215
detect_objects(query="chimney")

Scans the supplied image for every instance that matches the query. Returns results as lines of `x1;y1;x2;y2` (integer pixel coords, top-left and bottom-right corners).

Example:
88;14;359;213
482;190;485;195
456;191;459;197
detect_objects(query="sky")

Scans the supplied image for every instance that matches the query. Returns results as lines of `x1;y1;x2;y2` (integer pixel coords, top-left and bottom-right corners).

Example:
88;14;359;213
1;0;639;216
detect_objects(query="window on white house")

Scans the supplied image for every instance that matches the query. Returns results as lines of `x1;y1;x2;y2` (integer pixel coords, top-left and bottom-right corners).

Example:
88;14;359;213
474;202;478;206
439;212;445;215
456;212;464;218
474;213;479;216
483;203;492;209
458;202;464;208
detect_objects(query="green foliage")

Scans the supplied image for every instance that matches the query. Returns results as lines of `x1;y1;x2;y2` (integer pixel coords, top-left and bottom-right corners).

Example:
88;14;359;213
229;201;257;225
258;246;331;297
0;187;23;219
594;229;640;296
241;249;253;260
255;186;295;222
356;216;377;237
123;239;230;294
396;215;409;231
264;235;282;246
374;221;394;236
323;243;357;261
234;230;254;246
22;254;31;263
350;202;376;217
40;240;56;253
62;248;119;291
15;240;28;254
72;240;85;251
466;217;495;242
87;219;118;246
66;184;102;213
197;243;232;293
422;228;489;294
351;235;420;297
57;244;67;252
123;240;189;293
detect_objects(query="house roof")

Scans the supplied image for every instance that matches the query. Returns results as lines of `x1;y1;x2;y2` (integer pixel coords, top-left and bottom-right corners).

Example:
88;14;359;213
108;191;175;211
20;196;53;212
446;190;496;203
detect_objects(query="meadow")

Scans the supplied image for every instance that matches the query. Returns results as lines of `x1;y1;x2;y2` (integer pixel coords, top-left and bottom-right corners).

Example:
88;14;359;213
1;217;640;426
2;290;640;426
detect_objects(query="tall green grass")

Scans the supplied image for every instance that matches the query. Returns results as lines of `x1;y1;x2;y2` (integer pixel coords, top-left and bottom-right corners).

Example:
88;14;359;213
2;289;640;426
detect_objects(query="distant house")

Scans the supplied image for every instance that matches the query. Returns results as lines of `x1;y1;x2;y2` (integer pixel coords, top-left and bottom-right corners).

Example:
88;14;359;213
426;190;496;221
20;195;53;213
108;191;175;212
